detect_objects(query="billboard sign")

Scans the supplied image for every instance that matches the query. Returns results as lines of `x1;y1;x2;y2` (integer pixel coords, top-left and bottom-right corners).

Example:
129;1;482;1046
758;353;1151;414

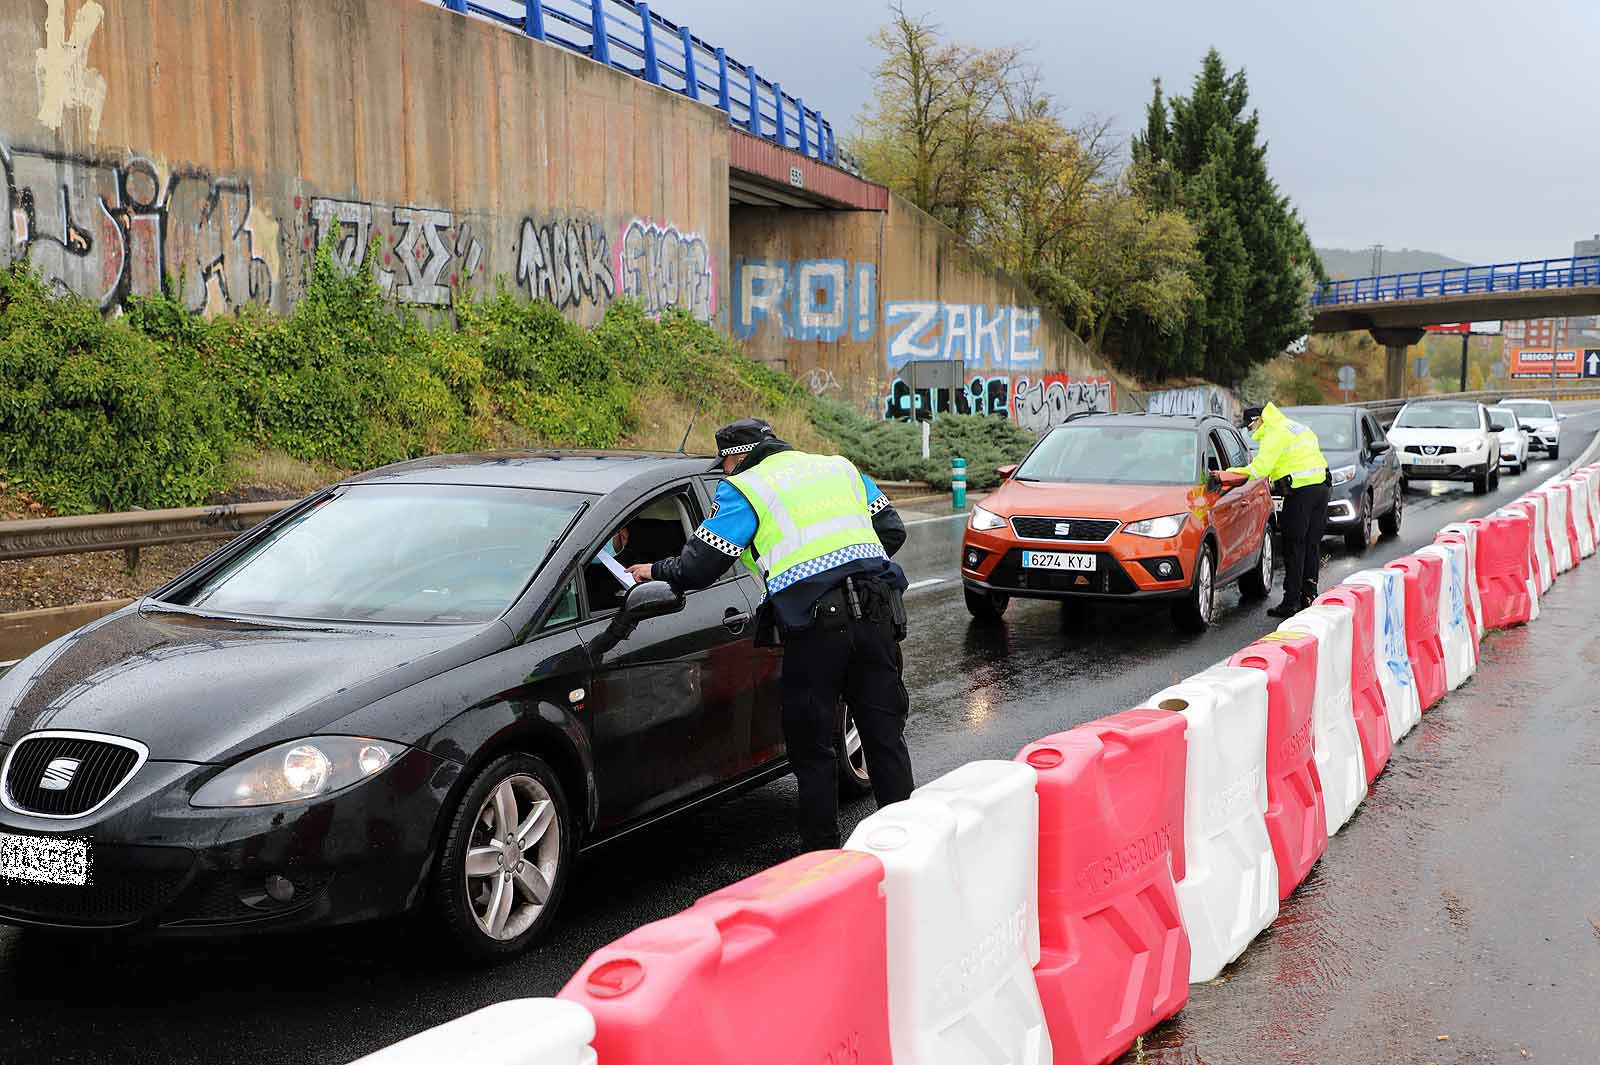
1509;349;1582;379
1426;323;1471;334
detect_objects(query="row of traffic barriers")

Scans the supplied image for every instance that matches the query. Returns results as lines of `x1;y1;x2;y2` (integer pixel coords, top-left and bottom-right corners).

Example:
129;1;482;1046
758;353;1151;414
355;445;1600;1065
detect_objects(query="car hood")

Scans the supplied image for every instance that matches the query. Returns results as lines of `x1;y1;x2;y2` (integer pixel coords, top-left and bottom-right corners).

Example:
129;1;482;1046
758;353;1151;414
1516;417;1558;430
985;478;1202;522
1386;426;1491;447
0;603;510;762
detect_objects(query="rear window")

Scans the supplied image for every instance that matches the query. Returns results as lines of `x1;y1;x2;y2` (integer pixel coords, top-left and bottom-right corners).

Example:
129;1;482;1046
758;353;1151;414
1015;424;1197;486
1394;404;1480;430
1502;400;1555;420
1487;408;1519;431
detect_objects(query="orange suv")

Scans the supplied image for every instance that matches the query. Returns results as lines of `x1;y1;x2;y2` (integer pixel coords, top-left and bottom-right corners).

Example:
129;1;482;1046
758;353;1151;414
960;413;1275;631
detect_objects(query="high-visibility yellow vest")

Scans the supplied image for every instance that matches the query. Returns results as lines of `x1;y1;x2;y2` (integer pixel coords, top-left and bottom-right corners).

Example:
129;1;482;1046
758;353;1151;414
1235;403;1329;488
726;451;884;594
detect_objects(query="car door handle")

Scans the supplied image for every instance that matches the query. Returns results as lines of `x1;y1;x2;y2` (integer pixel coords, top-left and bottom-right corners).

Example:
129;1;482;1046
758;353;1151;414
723;608;751;634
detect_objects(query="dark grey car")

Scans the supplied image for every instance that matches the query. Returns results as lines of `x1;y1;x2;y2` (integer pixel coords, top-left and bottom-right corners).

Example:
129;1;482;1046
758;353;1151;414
1276;406;1404;551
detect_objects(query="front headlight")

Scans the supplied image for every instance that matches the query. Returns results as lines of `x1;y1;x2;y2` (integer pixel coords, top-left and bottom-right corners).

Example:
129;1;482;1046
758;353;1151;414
1125;513;1189;539
192;736;405;808
1330;464;1358;487
969;505;1008;532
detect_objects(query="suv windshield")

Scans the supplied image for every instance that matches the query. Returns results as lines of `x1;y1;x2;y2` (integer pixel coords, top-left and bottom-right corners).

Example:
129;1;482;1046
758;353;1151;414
1487;408;1519;431
1015;424;1197;485
1394;404;1480;430
172;484;588;623
1286;410;1356;450
1503;400;1555;421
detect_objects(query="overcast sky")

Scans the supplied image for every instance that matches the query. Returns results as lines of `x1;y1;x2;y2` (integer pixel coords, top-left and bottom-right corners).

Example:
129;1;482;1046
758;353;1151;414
663;0;1598;266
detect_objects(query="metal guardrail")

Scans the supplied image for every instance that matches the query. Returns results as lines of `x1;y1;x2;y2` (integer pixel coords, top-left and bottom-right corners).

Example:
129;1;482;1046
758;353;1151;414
1312;255;1600;308
0;501;293;563
441;0;847;169
1349;384;1600;426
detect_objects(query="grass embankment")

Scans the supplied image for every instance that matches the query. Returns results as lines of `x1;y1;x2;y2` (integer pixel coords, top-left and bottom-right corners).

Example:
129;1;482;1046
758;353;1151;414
0;248;1033;518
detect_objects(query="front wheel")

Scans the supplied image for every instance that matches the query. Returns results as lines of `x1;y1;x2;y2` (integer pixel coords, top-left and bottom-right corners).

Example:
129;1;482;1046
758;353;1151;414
964;587;1010;622
837;707;873;799
1239;522;1273;599
1473;465;1490;495
1344;495;1373;552
430;753;573;963
1378;481;1403;537
1172;546;1216;632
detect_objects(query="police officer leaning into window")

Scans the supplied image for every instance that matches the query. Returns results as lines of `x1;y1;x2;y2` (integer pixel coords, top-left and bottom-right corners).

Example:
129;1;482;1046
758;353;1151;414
626;418;914;850
1228;403;1331;618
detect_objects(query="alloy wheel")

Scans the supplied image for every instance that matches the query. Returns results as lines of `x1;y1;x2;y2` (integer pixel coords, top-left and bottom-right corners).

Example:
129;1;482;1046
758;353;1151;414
1197;552;1214;624
464;773;560;941
1258;527;1274;583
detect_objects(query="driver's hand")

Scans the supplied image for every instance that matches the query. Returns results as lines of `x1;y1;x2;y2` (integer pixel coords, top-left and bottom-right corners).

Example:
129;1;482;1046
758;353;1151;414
626;563;656;584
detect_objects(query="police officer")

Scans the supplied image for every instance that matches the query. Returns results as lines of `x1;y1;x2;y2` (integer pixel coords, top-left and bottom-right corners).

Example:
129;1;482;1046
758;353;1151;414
1228;403;1331;618
626;418;914;850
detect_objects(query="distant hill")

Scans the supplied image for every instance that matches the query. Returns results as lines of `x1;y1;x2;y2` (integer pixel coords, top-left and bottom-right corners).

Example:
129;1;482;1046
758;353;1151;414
1316;247;1473;279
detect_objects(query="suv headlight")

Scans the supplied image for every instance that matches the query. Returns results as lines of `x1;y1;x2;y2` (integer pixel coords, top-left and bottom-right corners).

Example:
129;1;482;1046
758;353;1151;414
1330;464;1358;487
192;737;405;807
969;505;1007;532
1125;513;1189;539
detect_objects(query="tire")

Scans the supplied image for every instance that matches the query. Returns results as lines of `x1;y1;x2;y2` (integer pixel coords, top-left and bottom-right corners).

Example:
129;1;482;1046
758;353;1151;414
1172;545;1216;633
837;707;874;799
430;753;574;963
1344;495;1373;552
964;587;1010;622
1549;445;1560;461
1489;465;1500;492
1473;465;1490;495
1239;521;1273;600
1378;481;1403;537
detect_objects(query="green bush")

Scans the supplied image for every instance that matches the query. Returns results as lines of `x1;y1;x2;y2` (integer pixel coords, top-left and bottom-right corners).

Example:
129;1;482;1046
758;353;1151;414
812;399;1036;490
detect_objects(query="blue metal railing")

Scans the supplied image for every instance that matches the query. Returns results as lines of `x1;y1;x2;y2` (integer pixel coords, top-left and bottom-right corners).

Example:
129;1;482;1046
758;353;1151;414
1311;255;1600;307
441;0;840;165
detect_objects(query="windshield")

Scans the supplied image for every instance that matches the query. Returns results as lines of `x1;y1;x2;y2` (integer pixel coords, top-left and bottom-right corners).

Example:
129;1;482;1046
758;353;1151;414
1502;400;1555;421
1394;404;1480;430
1015;424;1197;485
173;484;588;623
1487;409;1519;431
1286;410;1355;450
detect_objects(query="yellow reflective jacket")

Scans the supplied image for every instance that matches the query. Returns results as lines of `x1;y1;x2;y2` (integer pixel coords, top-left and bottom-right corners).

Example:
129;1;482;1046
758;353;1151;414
1229;403;1329;488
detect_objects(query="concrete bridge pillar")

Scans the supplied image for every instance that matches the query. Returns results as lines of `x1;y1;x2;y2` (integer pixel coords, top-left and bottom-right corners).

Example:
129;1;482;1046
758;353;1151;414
1370;326;1426;399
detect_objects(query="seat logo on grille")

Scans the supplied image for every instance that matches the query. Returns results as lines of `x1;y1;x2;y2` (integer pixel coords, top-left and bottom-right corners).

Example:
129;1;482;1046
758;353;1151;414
40;758;80;792
1055;522;1071;536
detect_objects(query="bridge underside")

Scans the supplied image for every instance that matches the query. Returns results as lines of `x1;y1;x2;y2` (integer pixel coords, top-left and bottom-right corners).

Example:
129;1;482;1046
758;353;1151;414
1311;286;1600;333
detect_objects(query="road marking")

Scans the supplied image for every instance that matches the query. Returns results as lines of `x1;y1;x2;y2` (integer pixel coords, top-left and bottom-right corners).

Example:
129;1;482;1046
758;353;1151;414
905;513;968;527
906;578;946;591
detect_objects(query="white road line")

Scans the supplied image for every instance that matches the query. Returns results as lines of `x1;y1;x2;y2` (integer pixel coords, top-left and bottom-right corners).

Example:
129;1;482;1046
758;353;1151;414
906;578;946;591
904;512;968;527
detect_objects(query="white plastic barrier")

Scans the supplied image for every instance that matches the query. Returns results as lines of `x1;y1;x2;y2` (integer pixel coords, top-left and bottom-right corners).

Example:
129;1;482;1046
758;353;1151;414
349;1000;597;1065
1569;477;1596;558
1520;494;1554;595
1418;542;1476;689
1146;666;1278;983
846;760;1051;1065
1276;605;1368;836
1438;522;1486;643
1538;484;1574;573
1345;569;1422;742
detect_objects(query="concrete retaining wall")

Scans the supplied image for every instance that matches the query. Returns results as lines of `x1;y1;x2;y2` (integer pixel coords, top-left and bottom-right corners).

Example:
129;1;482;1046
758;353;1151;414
0;0;730;324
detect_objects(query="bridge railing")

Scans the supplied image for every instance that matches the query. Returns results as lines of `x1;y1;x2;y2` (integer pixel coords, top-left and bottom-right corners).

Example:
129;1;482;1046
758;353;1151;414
1312;255;1600;307
442;0;843;167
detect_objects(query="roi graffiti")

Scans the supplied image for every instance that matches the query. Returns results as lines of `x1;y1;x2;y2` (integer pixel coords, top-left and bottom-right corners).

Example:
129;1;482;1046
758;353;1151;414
733;258;877;342
618;220;715;321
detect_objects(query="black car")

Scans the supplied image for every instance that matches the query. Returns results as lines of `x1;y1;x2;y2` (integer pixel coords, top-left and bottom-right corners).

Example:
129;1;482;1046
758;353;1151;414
1275;406;1403;550
0;452;872;960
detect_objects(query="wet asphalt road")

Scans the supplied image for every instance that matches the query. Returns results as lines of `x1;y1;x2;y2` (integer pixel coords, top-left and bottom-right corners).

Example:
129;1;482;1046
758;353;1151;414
2;406;1598;1065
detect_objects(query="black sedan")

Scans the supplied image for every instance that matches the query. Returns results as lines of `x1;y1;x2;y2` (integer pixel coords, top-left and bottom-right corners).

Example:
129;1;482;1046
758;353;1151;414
1274;406;1403;550
0;452;872;960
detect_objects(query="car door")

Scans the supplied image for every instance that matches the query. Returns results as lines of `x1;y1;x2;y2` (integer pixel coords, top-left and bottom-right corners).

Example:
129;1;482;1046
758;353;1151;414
1358;414;1386;504
576;483;763;830
1205;428;1250;572
1366;413;1400;496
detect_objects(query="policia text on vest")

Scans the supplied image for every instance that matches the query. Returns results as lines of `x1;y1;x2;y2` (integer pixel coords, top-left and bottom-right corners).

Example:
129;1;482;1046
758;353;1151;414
629;419;914;850
1228;403;1331;618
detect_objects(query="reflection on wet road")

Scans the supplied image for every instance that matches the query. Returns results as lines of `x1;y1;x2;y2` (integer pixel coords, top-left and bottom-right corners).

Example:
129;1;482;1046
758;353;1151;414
2;407;1598;1065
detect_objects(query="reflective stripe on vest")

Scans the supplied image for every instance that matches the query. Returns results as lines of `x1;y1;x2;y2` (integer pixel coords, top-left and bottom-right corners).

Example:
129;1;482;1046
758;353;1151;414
727;452;883;592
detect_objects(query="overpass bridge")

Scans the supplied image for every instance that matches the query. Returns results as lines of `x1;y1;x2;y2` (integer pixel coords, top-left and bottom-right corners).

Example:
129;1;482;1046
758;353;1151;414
1310;255;1600;396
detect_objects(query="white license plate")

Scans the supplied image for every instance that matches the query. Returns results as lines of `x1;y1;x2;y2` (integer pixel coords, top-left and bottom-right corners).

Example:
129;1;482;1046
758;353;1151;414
1022;551;1096;572
1411;455;1450;466
0;831;90;886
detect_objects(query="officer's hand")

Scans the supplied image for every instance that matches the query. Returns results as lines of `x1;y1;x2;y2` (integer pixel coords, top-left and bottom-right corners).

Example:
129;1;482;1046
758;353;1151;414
626;563;656;584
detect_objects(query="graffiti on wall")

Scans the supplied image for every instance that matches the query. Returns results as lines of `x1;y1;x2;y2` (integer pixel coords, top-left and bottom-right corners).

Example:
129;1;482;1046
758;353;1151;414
733;258;877;342
884;302;1043;371
1143;384;1240;422
307;196;485;307
515;215;615;310
618;220;714;321
1;143;277;312
1013;375;1114;433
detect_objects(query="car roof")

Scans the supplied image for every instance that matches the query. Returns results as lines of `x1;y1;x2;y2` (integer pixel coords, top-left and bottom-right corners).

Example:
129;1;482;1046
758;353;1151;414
1283;405;1357;419
1069;412;1234;431
344;450;717;494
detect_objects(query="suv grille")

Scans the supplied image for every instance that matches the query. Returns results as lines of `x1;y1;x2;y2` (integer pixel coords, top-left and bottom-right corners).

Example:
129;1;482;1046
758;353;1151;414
988;550;1139;595
3;734;144;817
1010;516;1120;543
1403;444;1456;455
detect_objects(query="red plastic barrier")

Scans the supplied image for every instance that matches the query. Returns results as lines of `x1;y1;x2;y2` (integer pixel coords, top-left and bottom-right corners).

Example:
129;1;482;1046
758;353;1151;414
1469;513;1533;628
1384;555;1447;712
1559;482;1583;564
1434;532;1481;660
1227;634;1328;899
560;850;892;1065
1019;710;1190;1065
1313;583;1393;784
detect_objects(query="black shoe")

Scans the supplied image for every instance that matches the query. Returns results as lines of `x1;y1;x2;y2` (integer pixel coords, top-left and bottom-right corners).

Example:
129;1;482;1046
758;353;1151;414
1266;603;1297;619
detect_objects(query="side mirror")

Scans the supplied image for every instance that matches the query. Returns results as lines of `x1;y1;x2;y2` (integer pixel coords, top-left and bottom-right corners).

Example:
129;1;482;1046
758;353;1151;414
1370;440;1392;455
1521;425;1533;433
996;464;1018;481
1558;412;1568;421
1216;471;1248;491
588;581;684;658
